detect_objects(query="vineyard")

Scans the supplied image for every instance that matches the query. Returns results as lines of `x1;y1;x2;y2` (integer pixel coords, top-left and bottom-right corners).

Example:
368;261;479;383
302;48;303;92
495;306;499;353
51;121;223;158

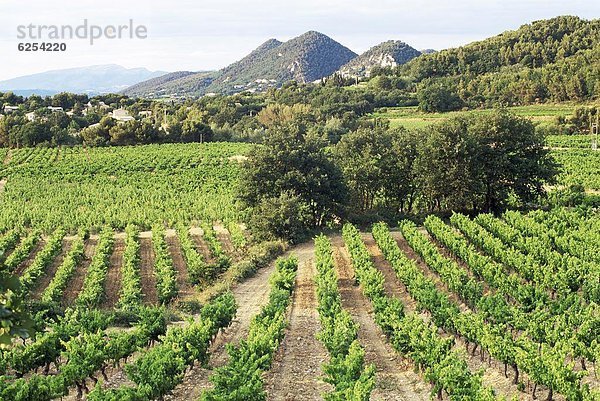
547;135;595;149
551;149;600;191
2;7;600;400
0;143;250;231
0;204;598;400
0;137;599;401
543;134;600;190
370;104;579;130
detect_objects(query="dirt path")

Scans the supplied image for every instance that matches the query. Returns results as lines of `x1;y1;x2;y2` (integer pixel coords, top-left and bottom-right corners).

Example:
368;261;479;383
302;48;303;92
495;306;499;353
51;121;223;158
263;244;332;401
331;235;431;401
390;231;534;400
362;233;421;315
214;224;236;259
139;237;158;305
31;239;72;300
101;238;125;309
62;238;97;306
165;232;194;299
0;178;6;194
13;239;46;276
190;230;214;263
165;241;313;401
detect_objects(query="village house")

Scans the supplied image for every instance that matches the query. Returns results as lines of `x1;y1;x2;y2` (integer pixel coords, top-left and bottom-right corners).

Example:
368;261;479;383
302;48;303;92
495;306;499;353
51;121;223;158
110;108;135;123
3;105;19;113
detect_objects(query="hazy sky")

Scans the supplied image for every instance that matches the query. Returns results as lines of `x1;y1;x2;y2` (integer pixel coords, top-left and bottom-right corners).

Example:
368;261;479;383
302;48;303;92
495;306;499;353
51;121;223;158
1;0;598;80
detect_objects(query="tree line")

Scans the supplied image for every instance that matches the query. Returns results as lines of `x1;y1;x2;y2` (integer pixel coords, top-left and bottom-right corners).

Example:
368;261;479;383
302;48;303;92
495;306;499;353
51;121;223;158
238;109;557;243
0;81;414;148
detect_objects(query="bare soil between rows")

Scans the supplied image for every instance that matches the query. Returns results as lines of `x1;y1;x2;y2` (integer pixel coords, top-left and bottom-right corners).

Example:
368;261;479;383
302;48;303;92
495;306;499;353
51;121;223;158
166;235;194;299
62;237;98;306
32;239;72;300
102;238;125;309
263;242;332;400
139;237;158;305
13;239;46;276
332;235;430;401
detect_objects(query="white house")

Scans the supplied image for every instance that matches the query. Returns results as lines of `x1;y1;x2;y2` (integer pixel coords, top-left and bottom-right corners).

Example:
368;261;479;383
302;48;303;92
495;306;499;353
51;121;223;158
110;108;135;123
138;110;152;118
47;106;64;112
3;105;19;113
26;112;36;122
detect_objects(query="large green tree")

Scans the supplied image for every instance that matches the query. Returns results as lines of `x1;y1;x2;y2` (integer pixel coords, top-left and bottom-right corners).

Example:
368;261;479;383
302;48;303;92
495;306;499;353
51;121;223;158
415;110;557;212
417;79;464;112
334;127;418;213
470;110;557;212
381;129;419;213
414;117;480;211
238;122;346;240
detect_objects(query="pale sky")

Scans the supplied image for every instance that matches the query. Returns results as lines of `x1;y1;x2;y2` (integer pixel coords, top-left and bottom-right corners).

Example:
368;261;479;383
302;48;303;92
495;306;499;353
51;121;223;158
1;0;598;80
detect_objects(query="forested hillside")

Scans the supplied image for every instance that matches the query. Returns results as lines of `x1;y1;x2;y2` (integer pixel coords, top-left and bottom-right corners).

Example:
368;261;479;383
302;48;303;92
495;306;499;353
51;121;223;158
379;16;600;108
404;16;599;78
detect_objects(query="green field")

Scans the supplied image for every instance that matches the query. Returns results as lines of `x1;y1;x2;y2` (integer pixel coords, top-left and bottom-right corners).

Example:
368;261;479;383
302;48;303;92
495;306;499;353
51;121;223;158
552;149;600;190
372;104;583;130
0;142;251;232
1;122;599;401
547;134;596;149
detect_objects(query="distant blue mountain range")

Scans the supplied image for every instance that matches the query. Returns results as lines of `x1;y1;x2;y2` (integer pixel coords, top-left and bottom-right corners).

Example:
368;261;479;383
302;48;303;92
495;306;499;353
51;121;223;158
0;64;167;95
